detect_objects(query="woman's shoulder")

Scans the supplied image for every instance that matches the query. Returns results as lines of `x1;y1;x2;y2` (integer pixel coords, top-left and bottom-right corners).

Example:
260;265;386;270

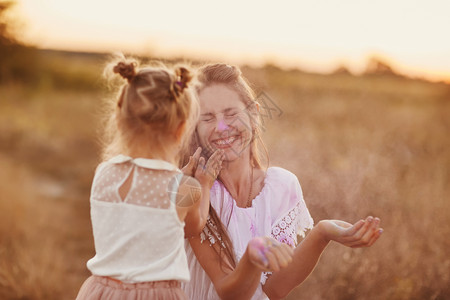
262;167;302;198
266;166;300;185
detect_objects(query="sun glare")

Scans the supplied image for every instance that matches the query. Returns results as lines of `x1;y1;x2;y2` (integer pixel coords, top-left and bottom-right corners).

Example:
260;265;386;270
14;0;450;83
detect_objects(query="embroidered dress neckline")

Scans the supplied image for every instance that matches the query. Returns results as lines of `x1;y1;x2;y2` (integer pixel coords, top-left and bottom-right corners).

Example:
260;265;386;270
220;168;272;209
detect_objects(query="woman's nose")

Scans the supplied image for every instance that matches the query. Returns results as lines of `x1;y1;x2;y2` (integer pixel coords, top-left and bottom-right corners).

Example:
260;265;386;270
216;119;229;132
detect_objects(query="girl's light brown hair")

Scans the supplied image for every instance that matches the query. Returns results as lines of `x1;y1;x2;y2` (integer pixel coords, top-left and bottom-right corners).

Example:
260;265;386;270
102;57;198;164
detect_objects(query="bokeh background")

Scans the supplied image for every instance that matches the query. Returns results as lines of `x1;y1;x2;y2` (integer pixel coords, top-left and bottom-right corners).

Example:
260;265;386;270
1;1;449;299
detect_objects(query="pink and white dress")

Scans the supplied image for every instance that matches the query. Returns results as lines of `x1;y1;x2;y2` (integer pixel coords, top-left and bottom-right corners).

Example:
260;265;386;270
182;167;314;300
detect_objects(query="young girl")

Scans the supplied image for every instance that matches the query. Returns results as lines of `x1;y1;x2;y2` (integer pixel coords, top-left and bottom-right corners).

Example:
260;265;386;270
75;58;229;299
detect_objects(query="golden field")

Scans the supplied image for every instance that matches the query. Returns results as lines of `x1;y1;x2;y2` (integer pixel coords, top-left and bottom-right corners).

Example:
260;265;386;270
0;50;449;300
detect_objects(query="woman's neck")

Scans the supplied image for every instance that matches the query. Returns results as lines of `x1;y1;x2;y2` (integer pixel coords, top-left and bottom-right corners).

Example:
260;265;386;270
218;153;254;207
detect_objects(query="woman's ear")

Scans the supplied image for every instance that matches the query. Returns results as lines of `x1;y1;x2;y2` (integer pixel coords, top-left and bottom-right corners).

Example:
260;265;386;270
175;121;187;142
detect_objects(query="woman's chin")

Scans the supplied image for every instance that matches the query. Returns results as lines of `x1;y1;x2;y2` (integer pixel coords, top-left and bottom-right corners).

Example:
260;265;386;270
221;145;249;162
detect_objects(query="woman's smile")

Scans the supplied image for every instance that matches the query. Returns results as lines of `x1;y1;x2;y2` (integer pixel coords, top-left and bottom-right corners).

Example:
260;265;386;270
212;135;238;148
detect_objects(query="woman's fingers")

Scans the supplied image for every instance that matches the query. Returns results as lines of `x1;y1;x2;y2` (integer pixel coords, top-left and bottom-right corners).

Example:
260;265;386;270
208;149;224;166
366;228;383;247
248;237;270;270
343;219;365;237
349;229;381;248
349;219;365;232
359;217;380;244
327;219;364;244
346;216;374;242
193;150;226;187
248;237;294;272
204;150;224;178
263;249;280;272
347;217;382;247
278;242;294;258
331;220;354;230
197;157;205;172
268;243;293;268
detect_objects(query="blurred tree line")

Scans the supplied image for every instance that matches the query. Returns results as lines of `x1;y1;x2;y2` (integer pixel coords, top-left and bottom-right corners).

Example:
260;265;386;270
0;0;101;90
0;0;39;84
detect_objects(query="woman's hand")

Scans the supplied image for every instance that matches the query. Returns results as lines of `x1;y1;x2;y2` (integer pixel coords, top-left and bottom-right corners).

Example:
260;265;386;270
318;216;383;248
247;237;294;272
193;149;224;189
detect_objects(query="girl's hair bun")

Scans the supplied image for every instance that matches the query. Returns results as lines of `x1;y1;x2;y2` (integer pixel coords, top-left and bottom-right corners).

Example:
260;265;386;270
113;61;137;82
173;67;192;96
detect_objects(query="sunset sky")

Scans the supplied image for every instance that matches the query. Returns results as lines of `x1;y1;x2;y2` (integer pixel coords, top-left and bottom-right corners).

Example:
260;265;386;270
13;0;450;82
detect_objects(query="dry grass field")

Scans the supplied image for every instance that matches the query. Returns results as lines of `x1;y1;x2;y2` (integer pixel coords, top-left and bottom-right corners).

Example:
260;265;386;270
0;50;449;299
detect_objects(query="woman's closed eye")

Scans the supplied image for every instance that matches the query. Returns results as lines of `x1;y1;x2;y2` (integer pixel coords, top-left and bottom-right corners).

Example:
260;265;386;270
200;115;215;122
225;110;239;118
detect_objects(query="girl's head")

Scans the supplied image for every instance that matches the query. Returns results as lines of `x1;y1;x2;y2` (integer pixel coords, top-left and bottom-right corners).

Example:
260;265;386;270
103;58;198;163
192;63;267;169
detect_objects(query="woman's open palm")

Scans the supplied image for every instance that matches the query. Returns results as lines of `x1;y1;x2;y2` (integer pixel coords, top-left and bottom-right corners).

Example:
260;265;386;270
319;216;383;248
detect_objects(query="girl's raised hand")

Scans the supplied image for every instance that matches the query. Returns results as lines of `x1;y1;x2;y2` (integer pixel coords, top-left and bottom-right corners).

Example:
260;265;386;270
182;147;202;176
194;149;224;189
318;216;383;248
247;237;294;272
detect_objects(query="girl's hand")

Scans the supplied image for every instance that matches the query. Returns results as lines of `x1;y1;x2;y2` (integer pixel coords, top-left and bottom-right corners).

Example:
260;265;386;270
247;237;294;272
194;149;224;189
182;147;202;176
318;216;383;248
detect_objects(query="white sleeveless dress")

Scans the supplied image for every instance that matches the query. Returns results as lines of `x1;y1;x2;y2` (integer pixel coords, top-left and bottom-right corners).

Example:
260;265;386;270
86;155;190;283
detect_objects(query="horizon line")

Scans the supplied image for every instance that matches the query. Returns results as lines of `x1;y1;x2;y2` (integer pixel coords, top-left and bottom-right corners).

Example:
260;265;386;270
32;45;450;85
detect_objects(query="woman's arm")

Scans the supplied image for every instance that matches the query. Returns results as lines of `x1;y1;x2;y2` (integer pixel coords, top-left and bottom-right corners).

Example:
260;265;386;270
189;235;294;300
263;216;383;299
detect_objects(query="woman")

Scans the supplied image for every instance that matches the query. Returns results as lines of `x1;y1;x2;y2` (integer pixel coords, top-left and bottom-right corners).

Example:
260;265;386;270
181;64;383;300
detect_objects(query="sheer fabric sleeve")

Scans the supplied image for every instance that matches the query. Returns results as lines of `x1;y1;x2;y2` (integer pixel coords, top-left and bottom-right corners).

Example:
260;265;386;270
260;169;315;286
270;171;314;246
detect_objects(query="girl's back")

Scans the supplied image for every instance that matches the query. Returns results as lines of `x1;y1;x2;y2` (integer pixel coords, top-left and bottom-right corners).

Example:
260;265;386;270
87;155;189;283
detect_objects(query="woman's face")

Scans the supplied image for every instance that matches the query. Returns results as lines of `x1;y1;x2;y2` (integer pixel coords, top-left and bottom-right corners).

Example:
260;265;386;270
196;84;253;162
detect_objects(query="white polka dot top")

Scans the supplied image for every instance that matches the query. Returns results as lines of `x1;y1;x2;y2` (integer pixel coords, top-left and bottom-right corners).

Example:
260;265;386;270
86;155;189;283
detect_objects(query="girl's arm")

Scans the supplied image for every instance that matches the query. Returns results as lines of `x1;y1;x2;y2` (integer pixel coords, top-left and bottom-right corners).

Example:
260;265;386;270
181;148;224;236
263;216;383;299
189;235;294;300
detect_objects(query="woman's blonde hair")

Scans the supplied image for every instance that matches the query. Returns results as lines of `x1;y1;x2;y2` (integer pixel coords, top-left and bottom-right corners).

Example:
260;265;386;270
102;57;198;164
182;63;270;271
